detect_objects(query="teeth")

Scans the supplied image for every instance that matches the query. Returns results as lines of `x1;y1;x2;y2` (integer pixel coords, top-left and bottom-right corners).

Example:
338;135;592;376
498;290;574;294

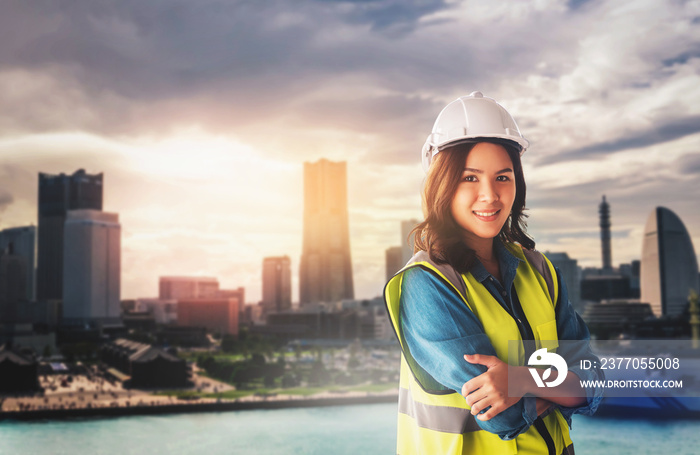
474;210;498;217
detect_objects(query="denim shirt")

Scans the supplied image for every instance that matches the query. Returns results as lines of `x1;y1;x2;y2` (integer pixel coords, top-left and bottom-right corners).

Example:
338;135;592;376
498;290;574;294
399;240;604;440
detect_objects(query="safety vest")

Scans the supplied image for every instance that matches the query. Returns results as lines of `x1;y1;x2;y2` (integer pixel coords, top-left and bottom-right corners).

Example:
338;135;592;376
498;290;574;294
384;243;574;455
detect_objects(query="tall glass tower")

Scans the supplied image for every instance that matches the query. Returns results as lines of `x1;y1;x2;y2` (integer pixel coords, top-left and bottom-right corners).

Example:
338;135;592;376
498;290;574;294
299;159;354;305
641;207;699;317
37;169;103;300
262;256;292;313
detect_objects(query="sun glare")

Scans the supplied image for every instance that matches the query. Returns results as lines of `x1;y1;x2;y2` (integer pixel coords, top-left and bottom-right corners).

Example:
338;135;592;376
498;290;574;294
127;127;256;180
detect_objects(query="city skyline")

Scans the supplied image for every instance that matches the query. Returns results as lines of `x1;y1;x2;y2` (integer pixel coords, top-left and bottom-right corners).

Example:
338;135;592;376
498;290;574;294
0;1;699;303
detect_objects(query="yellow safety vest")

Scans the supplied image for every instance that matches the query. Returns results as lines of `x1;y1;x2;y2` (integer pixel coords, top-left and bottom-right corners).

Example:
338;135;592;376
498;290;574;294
384;243;574;455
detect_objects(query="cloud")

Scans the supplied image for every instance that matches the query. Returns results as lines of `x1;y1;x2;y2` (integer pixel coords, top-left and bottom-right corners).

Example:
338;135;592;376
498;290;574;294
0;189;13;212
676;153;700;176
316;0;453;33
0;0;574;152
1;0;700;299
538;115;700;164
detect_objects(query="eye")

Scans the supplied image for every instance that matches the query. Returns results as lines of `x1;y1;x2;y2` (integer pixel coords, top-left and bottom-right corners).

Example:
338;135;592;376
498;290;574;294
463;175;478;182
496;175;511;182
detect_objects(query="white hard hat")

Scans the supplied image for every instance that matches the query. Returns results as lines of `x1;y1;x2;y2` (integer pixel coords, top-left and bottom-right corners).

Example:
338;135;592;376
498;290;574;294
422;91;529;171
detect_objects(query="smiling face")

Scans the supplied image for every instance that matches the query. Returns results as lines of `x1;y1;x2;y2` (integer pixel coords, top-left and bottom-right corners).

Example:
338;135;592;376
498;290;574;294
450;142;516;251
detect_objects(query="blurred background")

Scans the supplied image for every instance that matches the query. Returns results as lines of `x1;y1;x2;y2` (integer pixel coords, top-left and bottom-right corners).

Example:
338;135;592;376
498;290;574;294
0;1;699;453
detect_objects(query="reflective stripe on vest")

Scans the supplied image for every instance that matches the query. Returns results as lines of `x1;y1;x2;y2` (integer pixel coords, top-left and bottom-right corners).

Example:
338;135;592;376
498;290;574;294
398;387;482;434
385;244;574;454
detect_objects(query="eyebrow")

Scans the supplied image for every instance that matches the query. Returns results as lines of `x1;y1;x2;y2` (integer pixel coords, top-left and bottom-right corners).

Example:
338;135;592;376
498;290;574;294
463;168;513;174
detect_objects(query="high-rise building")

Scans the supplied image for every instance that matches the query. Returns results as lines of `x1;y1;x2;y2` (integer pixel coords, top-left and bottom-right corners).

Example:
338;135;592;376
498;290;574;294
599;196;612;273
159;276;219;300
0;226;36;301
262;256;291;313
299;159;354;305
640;207;699;317
37;169;103;301
546;252;582;312
619;260;641;297
401;219;420;265
0;252;26;321
62;210;121;324
385;246;403;283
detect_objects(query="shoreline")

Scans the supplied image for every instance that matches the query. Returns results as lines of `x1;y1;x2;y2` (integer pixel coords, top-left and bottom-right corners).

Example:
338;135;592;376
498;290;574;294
0;391;399;422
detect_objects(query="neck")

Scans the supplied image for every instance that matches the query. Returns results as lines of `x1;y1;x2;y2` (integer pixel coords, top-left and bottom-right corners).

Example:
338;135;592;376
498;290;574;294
463;235;496;263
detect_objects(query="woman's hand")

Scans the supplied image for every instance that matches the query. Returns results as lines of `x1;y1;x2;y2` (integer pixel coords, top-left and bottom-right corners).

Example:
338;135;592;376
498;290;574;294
462;354;587;421
461;354;530;421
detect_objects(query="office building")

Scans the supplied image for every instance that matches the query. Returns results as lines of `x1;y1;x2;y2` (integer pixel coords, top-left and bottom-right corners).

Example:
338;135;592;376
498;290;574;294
0;252;26;321
619;260;641;296
581;275;631;302
240;302;264;326
299;159;354;304
546;252;582;311
385;246;403;282
62;210;121;324
37;169;103;300
159;276;219;300
177;298;239;336
401;219;420;264
0;226;36;301
581;299;654;339
640;207;700;317
266;304;360;340
135;298;178;325
262;256;292;313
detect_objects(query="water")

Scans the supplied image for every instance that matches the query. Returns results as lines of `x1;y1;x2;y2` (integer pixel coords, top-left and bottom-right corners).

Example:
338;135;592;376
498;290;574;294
1;403;699;454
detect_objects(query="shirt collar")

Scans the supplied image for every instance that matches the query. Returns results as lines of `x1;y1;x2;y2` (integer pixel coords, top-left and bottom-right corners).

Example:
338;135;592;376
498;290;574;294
469;239;524;285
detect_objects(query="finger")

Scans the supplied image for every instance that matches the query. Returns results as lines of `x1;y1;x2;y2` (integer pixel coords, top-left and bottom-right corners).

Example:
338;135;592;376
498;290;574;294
476;403;502;421
468;395;491;415
461;376;485;396
464;354;498;368
464;387;489;409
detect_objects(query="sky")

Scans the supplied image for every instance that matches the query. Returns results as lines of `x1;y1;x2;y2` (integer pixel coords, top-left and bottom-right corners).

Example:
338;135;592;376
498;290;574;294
0;0;699;304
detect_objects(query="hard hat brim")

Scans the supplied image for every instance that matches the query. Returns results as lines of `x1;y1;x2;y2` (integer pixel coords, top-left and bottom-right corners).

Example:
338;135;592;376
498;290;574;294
437;135;529;156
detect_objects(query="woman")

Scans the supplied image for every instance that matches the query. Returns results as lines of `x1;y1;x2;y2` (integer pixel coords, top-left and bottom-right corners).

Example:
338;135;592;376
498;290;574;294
384;92;603;454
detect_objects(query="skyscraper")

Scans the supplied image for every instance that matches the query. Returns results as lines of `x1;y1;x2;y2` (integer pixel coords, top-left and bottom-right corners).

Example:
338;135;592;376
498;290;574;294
299;159;354;305
262;256;292;313
0;251;26;321
546;252;582;312
599;195;612;273
385;246;403;283
62;210;121;324
0;226;36;301
37;169;103;301
401;219;420;265
640;207;699;317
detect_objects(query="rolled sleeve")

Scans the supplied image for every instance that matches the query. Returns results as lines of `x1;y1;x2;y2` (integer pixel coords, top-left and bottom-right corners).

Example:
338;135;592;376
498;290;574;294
400;267;537;439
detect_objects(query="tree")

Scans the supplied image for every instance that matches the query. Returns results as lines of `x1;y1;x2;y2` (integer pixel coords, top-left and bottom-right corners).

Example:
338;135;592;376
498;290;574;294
221;335;237;353
309;360;330;386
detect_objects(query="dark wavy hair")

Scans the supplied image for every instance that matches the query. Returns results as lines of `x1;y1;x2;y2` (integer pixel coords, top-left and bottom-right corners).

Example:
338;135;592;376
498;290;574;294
411;139;535;274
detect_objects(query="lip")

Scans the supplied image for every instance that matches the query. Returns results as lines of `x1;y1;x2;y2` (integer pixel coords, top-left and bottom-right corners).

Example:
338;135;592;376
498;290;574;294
472;209;501;222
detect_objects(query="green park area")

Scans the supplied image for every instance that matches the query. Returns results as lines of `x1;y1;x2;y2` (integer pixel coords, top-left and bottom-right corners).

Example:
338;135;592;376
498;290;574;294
164;331;399;401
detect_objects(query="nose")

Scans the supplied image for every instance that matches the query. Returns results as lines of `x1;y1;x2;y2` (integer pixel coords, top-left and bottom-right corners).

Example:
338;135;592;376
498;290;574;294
479;181;499;204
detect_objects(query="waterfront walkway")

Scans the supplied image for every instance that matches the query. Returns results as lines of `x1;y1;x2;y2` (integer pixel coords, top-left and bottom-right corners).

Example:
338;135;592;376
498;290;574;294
0;372;398;421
